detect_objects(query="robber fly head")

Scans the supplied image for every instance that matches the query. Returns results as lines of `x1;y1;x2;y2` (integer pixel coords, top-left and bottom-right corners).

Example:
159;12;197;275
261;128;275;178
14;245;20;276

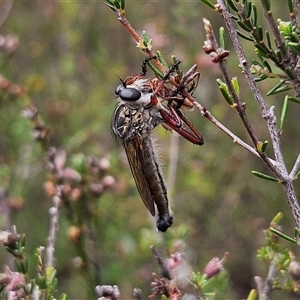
115;76;153;108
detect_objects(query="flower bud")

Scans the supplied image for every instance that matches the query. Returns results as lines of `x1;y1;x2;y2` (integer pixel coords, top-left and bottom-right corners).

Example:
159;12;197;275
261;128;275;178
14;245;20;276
203;253;229;280
101;175;115;189
95;285;120;300
67;226;82;242
89;183;104;197
289;260;300;281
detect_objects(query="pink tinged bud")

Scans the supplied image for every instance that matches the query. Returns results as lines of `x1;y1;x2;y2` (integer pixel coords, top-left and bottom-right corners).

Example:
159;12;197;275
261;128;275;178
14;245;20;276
90;183;104;196
98;158;111;171
69;188;82;201
54;150;66;171
0;266;25;297
166;253;192;289
0;76;11;89
2;35;19;54
95;285;120;300
203;255;227;279
101;176;115;189
62;168;81;182
21;106;38;120
289;261;300;281
0;231;12;244
166;252;185;270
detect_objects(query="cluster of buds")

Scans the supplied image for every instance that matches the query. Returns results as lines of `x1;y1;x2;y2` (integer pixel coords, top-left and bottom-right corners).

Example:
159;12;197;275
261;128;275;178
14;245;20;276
289;251;300;282
203;18;229;63
0;75;26;98
203;253;228;279
95;284;120;300
0;266;26;299
150;272;171;298
44;148;115;201
149;250;228;299
21;105;50;144
0;35;19;54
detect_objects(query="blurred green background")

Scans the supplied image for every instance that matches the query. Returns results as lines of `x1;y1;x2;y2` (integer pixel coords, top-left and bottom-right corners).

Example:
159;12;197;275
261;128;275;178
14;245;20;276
0;1;299;299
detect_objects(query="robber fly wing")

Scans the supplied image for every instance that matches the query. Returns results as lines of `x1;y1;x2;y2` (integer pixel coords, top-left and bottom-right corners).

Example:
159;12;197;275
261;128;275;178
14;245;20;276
123;136;156;216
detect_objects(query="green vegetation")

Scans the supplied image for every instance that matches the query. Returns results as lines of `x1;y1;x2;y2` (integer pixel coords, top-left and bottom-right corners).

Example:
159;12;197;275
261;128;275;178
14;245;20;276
1;0;300;299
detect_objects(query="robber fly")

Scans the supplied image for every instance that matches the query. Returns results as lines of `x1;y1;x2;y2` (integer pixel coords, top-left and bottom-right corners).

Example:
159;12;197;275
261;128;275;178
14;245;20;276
112;59;203;232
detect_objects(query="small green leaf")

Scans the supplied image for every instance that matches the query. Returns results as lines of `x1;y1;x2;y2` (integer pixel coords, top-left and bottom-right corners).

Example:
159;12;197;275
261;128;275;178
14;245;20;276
261;140;268;152
275;50;283;63
254;74;268;82
199;0;216;9
262;0;271;11
219;27;226;49
251;59;264;68
156;51;169;69
287;42;300;55
284;67;295;80
120;0;125;10
148;61;164;78
257;26;263;42
272;85;292;95
251;4;257;27
263;60;272;73
217;79;233;105
256;140;268;153
265;31;272;49
232;77;239;96
271;212;283;225
270;227;297;244
114;0;120;9
237;30;254;41
171;55;181;77
59;294;68;300
288;96;300;104
251;170;279;182
295;227;300;239
245;1;252;19
266;80;285;96
287;0;294;14
237;20;252;32
226;0;239;12
246;289;257;300
104;0;117;11
280;95;289;130
220;86;234;105
254;43;269;57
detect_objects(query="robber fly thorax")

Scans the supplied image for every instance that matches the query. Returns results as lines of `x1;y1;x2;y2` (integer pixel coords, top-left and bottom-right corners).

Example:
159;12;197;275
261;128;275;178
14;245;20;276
112;59;203;232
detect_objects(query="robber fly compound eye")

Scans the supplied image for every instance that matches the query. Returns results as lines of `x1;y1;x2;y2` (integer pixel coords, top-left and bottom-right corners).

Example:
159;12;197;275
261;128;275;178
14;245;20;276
115;85;141;101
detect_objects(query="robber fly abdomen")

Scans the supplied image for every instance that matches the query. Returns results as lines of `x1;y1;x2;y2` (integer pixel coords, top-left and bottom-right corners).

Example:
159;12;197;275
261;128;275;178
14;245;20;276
136;134;173;231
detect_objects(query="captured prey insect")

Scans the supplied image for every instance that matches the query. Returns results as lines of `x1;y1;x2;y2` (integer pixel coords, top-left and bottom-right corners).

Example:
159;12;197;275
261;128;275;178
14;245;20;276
112;59;203;232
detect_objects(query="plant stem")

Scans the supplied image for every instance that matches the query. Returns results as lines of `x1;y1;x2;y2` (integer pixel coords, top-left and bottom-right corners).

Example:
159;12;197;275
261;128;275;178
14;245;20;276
216;0;300;228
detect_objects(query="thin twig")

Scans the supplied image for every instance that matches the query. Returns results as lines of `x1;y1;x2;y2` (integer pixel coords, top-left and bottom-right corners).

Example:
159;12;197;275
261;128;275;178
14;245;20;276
46;186;62;267
150;246;171;280
0;0;14;30
259;0;287;61
167;132;179;196
181;88;263;159
262;258;276;299
289;152;300;180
